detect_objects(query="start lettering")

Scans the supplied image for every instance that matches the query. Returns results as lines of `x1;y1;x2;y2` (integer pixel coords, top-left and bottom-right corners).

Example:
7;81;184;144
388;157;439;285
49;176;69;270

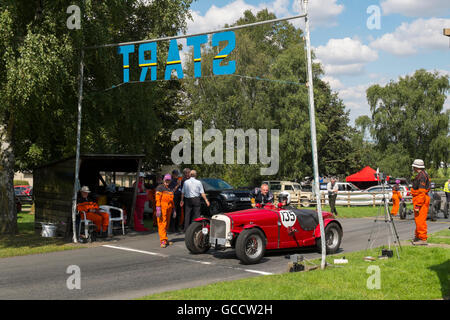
118;31;236;82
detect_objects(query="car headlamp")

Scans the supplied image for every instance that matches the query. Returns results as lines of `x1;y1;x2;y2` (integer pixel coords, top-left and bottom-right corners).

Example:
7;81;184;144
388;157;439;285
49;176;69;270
227;232;234;241
220;192;236;200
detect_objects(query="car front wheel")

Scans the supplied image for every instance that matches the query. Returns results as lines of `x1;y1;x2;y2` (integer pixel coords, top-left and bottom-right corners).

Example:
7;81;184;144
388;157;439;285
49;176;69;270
316;222;342;254
185;221;211;254
235;228;266;265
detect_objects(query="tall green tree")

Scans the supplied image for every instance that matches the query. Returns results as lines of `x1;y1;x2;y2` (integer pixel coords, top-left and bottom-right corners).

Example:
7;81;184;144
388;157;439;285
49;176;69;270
179;9;358;187
0;0;193;234
366;69;450;176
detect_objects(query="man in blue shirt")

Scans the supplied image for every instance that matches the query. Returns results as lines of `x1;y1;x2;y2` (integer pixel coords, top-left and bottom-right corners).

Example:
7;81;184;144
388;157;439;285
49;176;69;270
180;170;210;231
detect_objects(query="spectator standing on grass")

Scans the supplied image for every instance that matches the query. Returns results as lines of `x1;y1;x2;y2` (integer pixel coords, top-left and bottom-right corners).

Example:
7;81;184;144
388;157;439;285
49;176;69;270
410;159;430;246
444;179;450;204
327;177;338;216
180;170;209;231
391;179;402;216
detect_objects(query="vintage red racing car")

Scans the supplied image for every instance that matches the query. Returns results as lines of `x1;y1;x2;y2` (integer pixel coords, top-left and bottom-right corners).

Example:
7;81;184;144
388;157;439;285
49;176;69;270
185;203;343;264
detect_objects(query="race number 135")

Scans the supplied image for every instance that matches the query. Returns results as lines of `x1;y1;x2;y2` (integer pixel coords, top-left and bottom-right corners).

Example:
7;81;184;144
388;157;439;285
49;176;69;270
279;210;296;228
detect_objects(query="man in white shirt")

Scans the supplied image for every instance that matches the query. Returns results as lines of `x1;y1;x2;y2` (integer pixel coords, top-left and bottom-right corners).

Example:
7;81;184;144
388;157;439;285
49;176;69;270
180;170;210;231
327;177;339;216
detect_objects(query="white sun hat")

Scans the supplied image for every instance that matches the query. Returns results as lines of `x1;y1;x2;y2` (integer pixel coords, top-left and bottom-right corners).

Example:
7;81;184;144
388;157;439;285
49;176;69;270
411;159;425;169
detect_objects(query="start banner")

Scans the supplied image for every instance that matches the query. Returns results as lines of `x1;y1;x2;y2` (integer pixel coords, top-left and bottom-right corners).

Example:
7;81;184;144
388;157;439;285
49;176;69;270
118;31;236;83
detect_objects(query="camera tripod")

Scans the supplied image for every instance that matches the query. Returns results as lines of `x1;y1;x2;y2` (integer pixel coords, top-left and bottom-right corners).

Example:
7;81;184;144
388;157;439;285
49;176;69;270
367;174;401;259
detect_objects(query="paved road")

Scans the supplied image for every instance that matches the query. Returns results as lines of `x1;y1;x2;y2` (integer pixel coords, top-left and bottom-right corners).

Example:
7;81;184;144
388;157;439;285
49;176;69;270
0;216;448;300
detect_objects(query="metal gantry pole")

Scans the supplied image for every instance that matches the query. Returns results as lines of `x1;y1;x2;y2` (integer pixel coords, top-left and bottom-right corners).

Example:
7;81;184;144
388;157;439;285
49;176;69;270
84;14;306;50
71;49;85;243
303;0;327;269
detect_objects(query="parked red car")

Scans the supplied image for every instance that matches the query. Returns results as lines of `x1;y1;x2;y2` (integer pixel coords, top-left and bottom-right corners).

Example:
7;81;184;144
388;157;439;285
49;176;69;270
185;203;343;264
14;185;32;195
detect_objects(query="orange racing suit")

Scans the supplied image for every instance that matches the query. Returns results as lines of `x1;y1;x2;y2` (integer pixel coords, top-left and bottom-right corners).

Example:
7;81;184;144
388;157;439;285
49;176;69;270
155;184;174;244
76;199;109;233
391;185;402;216
411;170;430;241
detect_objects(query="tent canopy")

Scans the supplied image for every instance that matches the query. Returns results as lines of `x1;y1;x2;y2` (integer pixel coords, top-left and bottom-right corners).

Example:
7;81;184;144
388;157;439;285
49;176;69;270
346;166;378;182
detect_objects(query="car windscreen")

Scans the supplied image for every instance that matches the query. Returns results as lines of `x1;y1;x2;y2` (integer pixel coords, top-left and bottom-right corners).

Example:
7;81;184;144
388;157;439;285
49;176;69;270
201;179;234;191
270;184;281;191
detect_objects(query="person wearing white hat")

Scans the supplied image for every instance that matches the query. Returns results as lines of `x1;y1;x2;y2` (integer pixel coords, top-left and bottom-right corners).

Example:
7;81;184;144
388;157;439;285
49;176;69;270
76;186;109;237
410;159;430;245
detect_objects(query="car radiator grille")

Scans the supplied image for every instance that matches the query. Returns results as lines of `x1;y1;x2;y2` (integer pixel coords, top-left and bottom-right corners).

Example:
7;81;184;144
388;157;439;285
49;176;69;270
210;219;226;239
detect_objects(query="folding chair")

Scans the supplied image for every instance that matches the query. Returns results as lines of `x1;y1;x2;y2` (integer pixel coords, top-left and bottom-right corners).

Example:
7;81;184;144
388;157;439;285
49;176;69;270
77;211;96;242
99;205;125;236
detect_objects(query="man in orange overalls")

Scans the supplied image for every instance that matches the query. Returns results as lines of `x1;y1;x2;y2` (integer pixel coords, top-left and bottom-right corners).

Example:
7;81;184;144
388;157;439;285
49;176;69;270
391;179;402;216
155;174;175;248
76;186;109;237
410;159;430;245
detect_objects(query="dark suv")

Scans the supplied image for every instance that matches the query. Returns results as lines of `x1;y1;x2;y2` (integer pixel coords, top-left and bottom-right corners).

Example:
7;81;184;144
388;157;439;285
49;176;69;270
199;178;252;216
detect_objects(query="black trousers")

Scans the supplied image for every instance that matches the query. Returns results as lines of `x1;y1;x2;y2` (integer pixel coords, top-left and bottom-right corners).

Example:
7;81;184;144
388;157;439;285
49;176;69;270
329;193;338;215
169;195;182;232
184;197;201;231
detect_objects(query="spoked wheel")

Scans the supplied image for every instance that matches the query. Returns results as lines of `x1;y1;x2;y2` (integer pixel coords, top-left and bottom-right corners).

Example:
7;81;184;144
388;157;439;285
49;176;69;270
185;221;210;254
316;222;343;254
235;228;266;265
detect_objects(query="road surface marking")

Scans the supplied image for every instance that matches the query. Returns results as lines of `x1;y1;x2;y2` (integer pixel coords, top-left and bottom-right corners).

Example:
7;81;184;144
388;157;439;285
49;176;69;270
102;245;169;258
102;244;273;275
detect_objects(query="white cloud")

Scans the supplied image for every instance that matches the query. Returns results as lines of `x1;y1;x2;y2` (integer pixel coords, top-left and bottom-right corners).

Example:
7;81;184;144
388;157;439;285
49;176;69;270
187;0;262;34
316;38;378;65
337;83;374;124
292;0;344;27
315;38;378;76
370;18;450;56
321;75;344;90
186;0;345;35
269;0;291;17
381;0;450;17
339;84;368;102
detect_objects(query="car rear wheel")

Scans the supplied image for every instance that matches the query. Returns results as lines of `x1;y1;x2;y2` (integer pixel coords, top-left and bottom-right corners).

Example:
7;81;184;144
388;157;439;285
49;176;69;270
235;228;266;265
185;221;210;254
316;223;342;254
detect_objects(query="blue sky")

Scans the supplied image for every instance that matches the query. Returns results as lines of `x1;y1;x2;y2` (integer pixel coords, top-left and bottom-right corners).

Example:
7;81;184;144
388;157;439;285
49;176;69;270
185;0;450;124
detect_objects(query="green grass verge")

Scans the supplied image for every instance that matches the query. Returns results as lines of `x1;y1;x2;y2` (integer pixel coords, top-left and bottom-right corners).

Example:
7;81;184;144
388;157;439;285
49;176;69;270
140;234;449;300
0;208;84;259
428;229;450;245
